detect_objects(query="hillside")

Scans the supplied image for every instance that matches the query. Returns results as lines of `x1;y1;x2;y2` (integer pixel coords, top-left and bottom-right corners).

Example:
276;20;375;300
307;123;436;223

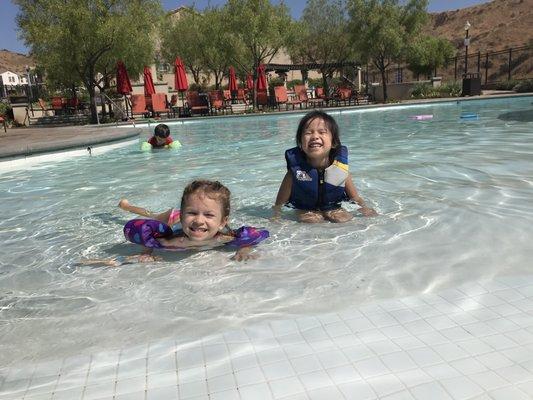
427;0;533;52
0;49;34;74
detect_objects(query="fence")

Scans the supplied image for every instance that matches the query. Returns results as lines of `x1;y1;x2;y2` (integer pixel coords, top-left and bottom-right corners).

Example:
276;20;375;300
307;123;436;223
363;44;533;88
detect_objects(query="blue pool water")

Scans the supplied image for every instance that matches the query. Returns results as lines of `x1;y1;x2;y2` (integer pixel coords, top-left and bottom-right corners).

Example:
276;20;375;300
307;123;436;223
1;96;532;367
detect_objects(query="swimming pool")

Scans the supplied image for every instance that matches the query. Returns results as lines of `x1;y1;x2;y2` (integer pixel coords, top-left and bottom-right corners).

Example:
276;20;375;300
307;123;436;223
1;96;532;397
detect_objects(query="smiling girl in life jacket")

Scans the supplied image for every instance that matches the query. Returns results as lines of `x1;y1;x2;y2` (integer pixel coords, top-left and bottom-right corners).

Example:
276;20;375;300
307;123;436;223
273;111;377;223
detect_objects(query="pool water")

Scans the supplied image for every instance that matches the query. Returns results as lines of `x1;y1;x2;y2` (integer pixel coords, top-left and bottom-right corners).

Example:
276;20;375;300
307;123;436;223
1;96;532;367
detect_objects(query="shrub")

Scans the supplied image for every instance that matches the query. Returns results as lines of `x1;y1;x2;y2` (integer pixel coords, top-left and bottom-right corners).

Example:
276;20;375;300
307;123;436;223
438;82;461;97
513;79;533;93
0;101;13;120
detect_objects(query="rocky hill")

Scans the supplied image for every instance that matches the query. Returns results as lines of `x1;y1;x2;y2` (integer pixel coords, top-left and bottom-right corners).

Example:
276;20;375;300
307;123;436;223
0;49;34;74
426;0;533;52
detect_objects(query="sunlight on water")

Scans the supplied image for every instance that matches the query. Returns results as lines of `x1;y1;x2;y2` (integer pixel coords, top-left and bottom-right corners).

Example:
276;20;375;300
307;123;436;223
1;96;532;366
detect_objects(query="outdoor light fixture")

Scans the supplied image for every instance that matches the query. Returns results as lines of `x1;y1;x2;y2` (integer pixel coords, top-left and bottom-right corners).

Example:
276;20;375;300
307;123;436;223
464;21;471;75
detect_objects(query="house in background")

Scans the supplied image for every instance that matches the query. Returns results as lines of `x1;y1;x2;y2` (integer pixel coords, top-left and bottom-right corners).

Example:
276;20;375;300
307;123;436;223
1;69;29;98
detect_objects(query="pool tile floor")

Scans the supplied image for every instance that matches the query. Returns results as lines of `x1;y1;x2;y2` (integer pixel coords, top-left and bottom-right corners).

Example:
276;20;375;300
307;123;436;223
2;274;533;400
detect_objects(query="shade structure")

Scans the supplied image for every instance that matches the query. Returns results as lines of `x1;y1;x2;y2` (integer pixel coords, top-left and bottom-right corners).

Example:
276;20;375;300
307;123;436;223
246;73;253;91
256;64;267;91
174;57;188;92
116;61;132;95
228;66;238;93
143;66;156;96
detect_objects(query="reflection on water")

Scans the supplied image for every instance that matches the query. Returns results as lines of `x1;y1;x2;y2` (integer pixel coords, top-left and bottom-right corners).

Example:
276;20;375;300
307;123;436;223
1;96;532;366
498;108;533;122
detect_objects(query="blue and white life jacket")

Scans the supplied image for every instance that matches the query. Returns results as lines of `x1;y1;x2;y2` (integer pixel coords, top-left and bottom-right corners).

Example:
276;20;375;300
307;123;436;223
285;145;349;211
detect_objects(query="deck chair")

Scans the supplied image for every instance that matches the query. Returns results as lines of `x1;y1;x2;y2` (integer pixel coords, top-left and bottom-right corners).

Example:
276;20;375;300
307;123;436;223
335;88;353;106
256;90;269;111
186;91;209;116
151;93;170;117
273;86;302;111
38;98;52;116
51;97;65;115
131;94;149;117
208;90;229;115
294;85;324;109
236;88;248;104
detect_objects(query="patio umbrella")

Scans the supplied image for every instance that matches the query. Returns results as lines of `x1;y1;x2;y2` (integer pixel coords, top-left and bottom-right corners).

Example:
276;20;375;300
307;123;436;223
256;64;267;92
116;61;132;94
246;72;253;91
116;61;132;118
228;66;238;94
143;66;156;96
174;57;188;108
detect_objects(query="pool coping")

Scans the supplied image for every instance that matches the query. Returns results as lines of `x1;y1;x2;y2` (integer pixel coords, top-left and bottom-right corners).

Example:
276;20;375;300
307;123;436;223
0;125;141;160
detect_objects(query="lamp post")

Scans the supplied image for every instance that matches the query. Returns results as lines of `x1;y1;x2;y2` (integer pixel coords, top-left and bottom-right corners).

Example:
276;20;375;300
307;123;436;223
25;65;34;116
463;21;471;77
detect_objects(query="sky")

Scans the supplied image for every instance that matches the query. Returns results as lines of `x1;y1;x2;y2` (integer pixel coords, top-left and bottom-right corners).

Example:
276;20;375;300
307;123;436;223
1;0;491;55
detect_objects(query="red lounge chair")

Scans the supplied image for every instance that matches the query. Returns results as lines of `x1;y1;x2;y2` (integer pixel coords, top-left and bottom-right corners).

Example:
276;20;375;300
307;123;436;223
51;96;65;115
294;85;324;109
0;115;6;132
315;87;333;105
131;94;149;117
335;88;353;106
151;93;170;117
273;86;302;111
256;90;269;110
186;91;209;115
236;88;248;104
208;90;229;115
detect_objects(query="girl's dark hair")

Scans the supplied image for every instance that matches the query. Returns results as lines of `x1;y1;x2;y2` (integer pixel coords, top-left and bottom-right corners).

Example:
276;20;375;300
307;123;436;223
154;123;170;138
295;111;341;160
180;180;231;219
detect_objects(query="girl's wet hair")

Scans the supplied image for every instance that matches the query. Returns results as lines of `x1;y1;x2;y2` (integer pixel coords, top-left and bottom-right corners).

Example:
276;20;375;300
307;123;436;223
180;180;231;218
295;111;341;152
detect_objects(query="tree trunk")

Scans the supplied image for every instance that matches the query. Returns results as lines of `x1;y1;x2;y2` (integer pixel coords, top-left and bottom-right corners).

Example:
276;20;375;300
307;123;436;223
380;68;388;102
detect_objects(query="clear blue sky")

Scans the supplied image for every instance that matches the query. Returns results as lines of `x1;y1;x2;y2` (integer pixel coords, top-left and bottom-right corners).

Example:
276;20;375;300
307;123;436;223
1;0;490;55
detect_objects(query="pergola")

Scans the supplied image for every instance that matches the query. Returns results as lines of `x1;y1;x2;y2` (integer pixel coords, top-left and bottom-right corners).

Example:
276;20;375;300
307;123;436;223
264;61;363;90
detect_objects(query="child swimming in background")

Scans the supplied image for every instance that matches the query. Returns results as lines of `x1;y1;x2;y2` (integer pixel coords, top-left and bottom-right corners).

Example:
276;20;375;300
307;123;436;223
147;123;175;148
273;110;377;223
119;180;269;262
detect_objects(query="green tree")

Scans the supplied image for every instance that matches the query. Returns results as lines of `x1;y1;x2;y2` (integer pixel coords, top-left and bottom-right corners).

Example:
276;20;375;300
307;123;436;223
406;36;455;79
289;0;354;96
161;8;205;85
347;0;428;102
223;0;295;108
16;0;161;123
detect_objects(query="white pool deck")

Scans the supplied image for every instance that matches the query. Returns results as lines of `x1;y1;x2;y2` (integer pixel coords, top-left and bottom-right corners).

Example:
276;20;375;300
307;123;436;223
2;274;533;400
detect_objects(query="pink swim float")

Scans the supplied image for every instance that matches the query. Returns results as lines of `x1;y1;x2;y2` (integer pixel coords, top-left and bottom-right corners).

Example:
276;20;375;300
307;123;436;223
409;114;433;120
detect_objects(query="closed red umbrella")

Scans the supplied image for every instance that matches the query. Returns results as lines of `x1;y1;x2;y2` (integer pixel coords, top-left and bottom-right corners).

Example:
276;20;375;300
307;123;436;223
174;57;188;92
117;61;132;119
246;72;253;91
116;61;132;94
228;66;238;93
256;64;267;91
143;66;156;96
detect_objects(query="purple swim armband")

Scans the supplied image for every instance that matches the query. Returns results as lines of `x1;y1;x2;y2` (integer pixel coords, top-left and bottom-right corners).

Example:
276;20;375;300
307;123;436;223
123;219;173;249
124;219;269;250
226;226;270;248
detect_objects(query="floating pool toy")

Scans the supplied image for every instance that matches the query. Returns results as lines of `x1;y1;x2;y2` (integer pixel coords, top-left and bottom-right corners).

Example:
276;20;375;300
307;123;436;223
409;114;433;120
460;113;478;119
140;140;182;151
123;218;269;251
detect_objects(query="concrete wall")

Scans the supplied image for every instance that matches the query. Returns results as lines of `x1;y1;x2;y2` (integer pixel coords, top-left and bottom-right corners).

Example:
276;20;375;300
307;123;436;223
370;77;442;102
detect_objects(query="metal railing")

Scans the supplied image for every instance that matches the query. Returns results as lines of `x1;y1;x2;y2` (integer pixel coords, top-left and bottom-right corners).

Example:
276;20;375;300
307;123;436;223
364;44;533;87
